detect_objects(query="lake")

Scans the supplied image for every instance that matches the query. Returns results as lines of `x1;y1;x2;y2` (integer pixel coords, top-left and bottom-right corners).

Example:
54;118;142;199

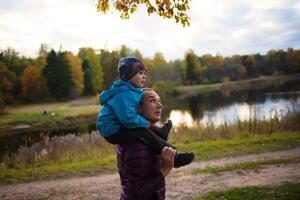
162;79;300;127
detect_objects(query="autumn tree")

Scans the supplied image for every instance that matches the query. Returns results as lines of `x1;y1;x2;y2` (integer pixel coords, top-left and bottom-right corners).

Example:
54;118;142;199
287;48;300;73
236;65;247;80
200;54;214;83
133;49;143;59
222;55;241;81
150;52;180;87
0;69;16;104
119;44;132;57
242;55;256;77
97;0;191;26
0;48;32;77
199;53;227;83
0;61;7;71
78;48;103;93
212;54;225;82
100;49;119;89
21;66;48;101
34;44;49;68
150;52;168;83
183;50;203;85
65;52;84;98
166;59;182;83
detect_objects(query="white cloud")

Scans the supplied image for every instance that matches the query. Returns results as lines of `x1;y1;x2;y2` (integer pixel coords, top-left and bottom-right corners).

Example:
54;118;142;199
0;0;299;60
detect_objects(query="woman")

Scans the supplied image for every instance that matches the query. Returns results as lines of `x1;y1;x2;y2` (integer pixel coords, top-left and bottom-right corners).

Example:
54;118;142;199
117;88;176;200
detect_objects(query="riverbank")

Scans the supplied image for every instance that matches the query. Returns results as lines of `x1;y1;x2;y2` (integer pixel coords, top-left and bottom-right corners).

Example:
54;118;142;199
175;73;300;98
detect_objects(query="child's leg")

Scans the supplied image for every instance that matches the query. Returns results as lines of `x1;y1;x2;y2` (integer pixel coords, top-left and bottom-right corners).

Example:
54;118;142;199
150;125;169;140
150;125;167;140
149;126;176;150
107;127;172;155
132;128;195;168
106;127;195;168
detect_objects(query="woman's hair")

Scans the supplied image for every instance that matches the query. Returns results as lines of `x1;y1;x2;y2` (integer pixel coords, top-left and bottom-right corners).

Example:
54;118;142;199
139;87;155;105
142;87;154;92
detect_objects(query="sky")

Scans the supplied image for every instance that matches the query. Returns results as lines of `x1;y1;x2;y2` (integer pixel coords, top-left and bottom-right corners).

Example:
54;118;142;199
0;0;300;61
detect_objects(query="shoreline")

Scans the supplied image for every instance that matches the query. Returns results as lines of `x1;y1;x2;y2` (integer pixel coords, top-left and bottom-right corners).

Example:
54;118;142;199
175;73;300;98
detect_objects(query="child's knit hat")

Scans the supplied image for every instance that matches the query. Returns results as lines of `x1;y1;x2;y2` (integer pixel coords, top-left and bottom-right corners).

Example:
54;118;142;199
118;57;146;80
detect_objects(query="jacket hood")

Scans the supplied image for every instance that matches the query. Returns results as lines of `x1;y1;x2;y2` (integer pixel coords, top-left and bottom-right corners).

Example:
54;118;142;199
99;80;143;105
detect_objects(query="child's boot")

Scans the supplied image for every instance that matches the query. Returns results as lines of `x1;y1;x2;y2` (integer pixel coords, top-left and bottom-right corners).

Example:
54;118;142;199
174;152;195;168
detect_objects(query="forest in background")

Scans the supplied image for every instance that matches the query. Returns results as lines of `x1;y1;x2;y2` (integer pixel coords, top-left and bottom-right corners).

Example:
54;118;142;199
0;44;300;108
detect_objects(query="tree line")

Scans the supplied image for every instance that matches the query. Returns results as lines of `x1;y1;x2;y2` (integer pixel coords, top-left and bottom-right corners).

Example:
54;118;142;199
0;45;300;108
181;49;300;85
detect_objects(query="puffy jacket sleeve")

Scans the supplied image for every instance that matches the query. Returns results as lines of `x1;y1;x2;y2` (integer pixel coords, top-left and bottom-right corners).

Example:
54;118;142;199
109;91;148;128
117;143;166;200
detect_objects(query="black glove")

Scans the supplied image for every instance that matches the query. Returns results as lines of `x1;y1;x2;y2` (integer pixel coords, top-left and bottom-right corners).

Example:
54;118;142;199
150;119;173;141
163;119;172;133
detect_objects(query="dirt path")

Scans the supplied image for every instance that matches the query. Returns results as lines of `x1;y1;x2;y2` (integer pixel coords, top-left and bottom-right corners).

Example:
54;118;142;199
1;148;300;200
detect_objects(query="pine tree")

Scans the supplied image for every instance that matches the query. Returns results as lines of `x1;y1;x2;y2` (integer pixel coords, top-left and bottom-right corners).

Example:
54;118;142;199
78;48;103;93
43;50;73;99
82;59;95;95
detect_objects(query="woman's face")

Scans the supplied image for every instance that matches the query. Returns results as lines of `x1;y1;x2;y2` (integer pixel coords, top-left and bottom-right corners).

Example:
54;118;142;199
138;90;162;123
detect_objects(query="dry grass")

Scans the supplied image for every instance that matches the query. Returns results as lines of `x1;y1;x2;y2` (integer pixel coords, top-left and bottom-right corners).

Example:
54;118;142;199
169;108;300;144
2;131;114;168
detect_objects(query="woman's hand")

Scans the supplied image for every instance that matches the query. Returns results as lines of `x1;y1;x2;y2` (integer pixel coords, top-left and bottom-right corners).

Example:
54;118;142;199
159;147;176;177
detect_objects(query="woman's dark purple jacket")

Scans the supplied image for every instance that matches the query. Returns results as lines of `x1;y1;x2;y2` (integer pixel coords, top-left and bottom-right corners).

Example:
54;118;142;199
117;142;166;200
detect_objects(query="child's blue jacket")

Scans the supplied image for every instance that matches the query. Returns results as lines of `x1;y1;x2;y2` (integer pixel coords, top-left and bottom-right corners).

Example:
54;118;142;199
96;80;148;138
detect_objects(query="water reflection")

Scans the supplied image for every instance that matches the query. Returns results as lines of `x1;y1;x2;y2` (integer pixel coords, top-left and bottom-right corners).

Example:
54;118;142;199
169;110;196;127
164;81;300;127
169;102;299;128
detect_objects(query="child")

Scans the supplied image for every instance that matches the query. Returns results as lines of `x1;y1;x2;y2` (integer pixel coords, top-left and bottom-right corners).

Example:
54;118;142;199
97;56;195;168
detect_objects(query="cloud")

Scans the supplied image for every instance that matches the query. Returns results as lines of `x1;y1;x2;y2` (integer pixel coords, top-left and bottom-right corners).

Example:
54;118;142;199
0;0;299;60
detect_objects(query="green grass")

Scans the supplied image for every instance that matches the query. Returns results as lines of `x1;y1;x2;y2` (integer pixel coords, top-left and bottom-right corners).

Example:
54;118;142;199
192;156;300;174
175;132;300;161
0;155;116;184
0;104;99;124
0;104;100;133
194;183;300;200
1;131;300;184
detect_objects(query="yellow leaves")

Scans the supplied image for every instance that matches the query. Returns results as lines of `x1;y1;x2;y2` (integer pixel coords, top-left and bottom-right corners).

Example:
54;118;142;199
147;5;156;14
121;12;130;19
21;66;48;101
96;0;191;26
176;4;187;11
65;52;84;97
97;0;109;13
130;5;137;13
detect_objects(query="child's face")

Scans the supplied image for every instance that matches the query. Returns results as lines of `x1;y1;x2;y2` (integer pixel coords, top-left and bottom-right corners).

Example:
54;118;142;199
128;70;146;87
